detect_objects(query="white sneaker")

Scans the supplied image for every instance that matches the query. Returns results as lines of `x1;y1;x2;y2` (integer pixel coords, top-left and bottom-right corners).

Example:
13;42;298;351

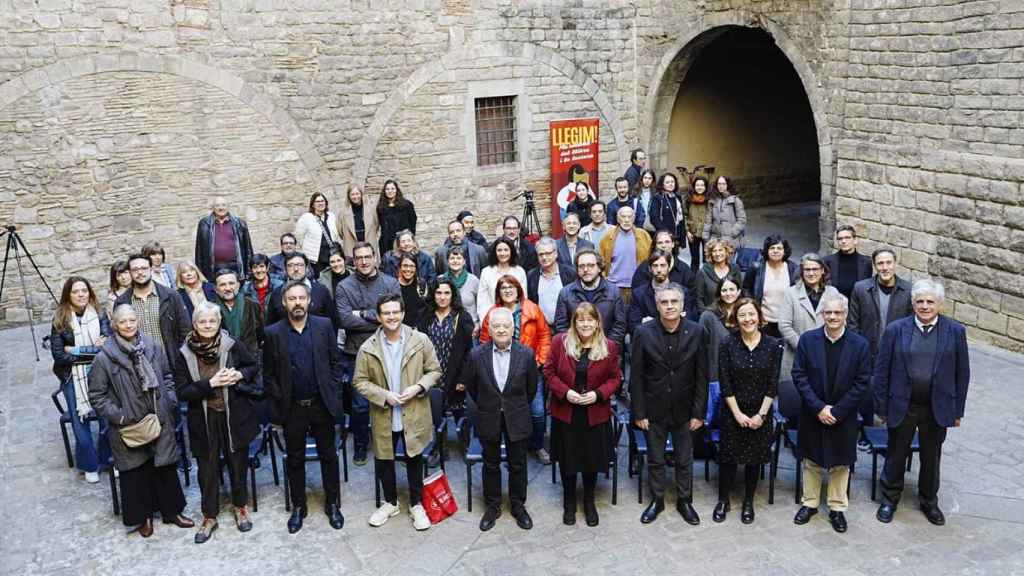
410;504;431;531
368;502;400;527
84;471;100;484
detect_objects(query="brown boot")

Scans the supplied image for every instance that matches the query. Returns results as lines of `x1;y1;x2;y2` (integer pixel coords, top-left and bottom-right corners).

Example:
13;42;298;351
137;518;154;538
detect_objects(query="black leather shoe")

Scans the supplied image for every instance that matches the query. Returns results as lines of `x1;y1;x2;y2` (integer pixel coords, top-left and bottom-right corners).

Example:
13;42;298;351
794;506;818;525
326;503;345;530
513;508;533;530
712;501;730;523
741;501;755;525
479;508;500;532
876;504;896;524
921;505;945;526
829;511;848;533
640;499;665;524
677;501;700;525
287;506;307;534
583;500;599;527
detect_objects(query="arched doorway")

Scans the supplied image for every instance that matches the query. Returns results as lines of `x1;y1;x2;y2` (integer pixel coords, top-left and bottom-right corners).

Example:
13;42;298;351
648;25;831;258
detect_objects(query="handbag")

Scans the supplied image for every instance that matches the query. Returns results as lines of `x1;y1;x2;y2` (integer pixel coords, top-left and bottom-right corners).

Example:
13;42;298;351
422;470;458;524
119;413;162;447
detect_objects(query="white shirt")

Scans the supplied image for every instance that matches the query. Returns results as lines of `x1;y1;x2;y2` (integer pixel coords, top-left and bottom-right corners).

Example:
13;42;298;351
537;270;563;325
492;344;511;393
381;333;406;432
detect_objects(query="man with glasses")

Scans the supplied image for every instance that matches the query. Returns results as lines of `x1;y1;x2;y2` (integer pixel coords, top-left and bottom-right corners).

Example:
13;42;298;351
336;242;401;465
115;252;191;370
264;253;337;328
435;219;488;276
269;233;309;284
500;216;539;272
554;249;626;346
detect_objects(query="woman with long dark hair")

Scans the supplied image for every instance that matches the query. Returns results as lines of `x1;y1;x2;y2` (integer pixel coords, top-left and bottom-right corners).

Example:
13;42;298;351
417;278;474;419
51;276;112;483
476;237;527;320
377;179;417;257
703;175;747;250
567;181;597;228
743;235;799;338
107;259;131;317
295;191;341;276
648;172;685;247
634;168;658;233
396;253;429;328
684;176;710;271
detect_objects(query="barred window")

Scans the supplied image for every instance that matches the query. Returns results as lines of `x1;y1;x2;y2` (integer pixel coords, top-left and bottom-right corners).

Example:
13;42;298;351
475;96;518;166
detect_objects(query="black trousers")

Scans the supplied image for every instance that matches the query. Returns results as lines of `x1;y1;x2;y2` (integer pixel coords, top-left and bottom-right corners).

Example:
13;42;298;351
562;471;597;512
482;419;528;513
196;409;249;518
119;458;186;527
645;420;693;502
376;431;424;506
881;402;947;508
284;399;340;509
688;236;704;272
718;462;759;503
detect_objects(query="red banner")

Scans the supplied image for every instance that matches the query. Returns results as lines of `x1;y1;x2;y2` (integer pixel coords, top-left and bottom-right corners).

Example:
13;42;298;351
550;118;599;237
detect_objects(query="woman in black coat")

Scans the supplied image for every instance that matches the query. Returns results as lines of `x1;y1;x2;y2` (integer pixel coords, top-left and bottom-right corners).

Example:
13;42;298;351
714;298;782;525
173;301;261;543
377;179;417;257
417;277;474;417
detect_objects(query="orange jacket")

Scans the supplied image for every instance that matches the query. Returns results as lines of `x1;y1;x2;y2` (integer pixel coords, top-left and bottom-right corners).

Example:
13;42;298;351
479;299;552;367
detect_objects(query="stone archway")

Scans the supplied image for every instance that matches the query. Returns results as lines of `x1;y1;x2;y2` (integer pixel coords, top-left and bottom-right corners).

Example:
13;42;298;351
644;15;836;247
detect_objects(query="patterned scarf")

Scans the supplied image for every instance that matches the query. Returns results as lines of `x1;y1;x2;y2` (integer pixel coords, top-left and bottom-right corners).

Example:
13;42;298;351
186;330;222;365
70;307;101;417
114;333;160;393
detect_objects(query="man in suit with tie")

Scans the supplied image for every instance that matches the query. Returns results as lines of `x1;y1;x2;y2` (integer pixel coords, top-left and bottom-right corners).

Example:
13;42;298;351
460;306;539;532
630;282;707;525
873;279;970;526
263;280;345;533
791;293;871;533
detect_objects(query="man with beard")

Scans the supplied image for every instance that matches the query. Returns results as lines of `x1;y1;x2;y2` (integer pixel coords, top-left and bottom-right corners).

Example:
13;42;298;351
336;241;401;466
263;281;345;534
554;249;626;346
115;252;191;370
213;269;263;354
264;253;337;329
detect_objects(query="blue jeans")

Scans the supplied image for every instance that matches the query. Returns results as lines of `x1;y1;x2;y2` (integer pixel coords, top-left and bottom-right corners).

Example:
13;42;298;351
530;374;546;452
62;379;111;473
342;353;370;451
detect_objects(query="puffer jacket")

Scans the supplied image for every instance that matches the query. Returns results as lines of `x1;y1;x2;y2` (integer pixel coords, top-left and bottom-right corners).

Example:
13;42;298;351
479;299;552;367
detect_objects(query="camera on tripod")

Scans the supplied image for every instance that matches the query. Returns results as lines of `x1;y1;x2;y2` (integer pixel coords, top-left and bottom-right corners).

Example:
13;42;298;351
508;189;542;241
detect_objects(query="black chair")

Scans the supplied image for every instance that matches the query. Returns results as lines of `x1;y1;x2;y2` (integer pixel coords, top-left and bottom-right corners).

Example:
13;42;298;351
862;426;919;501
271;414;349;513
107;457;195;517
549;404;622;506
373;388;448;508
217;424;278;513
772;379;802;504
456;400;501;513
51;383;101;469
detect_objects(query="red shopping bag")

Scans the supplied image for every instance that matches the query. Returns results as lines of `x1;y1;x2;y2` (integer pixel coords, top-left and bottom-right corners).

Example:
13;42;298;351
422;470;458;524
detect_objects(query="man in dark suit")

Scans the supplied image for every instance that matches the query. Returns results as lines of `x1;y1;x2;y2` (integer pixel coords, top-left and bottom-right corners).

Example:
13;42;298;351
873;279;970;526
265;252;338;329
630;283;707;525
460;307;539;532
791;293;871;533
848;248;914;439
822;224;873;298
555;212;593;270
263;280;345;534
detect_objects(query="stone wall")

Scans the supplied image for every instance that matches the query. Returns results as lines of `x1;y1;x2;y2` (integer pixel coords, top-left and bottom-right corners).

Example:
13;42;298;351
0;0;1021;351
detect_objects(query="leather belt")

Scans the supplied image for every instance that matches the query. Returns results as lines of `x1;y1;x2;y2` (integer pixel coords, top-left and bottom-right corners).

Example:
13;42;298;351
294;398;315;407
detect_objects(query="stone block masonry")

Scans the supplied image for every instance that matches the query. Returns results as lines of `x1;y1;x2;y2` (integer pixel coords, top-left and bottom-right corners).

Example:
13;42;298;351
0;0;1021;352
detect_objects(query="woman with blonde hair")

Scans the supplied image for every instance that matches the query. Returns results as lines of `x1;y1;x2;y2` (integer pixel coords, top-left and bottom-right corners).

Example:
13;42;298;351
544;302;621;526
695;238;743;314
338;183;379;258
175;260;217;320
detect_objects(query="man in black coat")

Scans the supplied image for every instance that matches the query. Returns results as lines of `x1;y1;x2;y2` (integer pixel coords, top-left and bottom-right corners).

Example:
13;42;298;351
500;216;539;272
822;224;872;298
628;250;698;335
265;253;338;330
194;197;254;282
630;283;707;525
554;249;627;345
460;307;539;532
791;293;871;534
848;247;913;437
263;281;345;534
116;253;191;371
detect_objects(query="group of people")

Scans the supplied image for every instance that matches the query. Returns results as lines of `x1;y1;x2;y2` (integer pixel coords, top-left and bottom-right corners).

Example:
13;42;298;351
49;147;970;543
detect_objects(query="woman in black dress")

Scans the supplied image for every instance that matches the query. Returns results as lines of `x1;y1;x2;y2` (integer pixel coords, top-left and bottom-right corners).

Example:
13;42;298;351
714;297;782;524
395;253;429;328
376;179;417;257
544;303;621;527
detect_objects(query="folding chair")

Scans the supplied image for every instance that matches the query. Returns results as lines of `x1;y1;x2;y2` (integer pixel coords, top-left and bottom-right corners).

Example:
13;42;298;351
549;405;622;506
271;419;348;513
456;401;503;513
862;426;919;501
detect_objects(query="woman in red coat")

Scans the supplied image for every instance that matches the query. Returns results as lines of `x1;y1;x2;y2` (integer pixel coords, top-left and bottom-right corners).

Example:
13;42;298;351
544;302;621;527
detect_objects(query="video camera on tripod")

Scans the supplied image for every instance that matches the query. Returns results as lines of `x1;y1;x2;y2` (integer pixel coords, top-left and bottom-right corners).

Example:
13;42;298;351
507;189;542;241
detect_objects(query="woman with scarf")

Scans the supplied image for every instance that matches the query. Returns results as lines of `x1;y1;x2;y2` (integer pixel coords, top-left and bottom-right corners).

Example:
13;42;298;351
173;301;261;544
440;245;481;333
685;176;710;271
295;191;341;276
88;305;193;538
567;181;597;228
51;276;112;483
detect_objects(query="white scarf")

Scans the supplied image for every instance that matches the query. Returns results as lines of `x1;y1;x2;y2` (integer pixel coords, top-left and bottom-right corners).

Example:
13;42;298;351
71;306;101;418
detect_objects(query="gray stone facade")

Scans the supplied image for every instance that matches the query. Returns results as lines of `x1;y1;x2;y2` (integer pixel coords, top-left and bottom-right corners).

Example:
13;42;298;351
0;1;1021;351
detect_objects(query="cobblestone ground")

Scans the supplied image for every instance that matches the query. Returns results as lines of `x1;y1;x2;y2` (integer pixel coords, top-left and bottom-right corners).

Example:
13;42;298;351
1;324;1023;576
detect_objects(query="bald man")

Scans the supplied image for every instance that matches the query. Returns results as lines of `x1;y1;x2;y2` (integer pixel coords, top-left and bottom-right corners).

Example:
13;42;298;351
196;197;254;282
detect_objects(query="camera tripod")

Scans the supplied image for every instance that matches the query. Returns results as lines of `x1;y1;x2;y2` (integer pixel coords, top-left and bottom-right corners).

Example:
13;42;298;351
0;225;58;360
510;189;543;241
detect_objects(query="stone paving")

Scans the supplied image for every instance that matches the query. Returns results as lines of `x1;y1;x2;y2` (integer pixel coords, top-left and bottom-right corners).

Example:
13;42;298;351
2;323;1023;576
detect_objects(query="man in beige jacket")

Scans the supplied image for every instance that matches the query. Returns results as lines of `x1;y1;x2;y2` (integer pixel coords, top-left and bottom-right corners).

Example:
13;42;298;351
353;293;441;530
